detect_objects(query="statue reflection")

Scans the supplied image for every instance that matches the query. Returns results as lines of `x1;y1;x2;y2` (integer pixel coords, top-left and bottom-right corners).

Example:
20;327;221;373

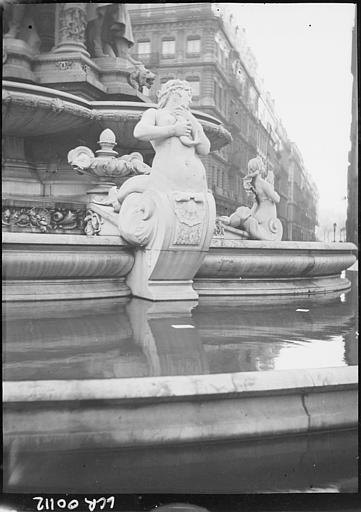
126;299;209;376
3;297;210;381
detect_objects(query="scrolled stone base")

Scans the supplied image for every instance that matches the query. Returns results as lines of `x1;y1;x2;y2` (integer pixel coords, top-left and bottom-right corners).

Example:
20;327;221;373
3;278;131;302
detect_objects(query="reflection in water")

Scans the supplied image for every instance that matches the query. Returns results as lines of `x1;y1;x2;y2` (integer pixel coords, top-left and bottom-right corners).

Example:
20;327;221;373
2;273;358;380
2;273;358;494
3;427;357;493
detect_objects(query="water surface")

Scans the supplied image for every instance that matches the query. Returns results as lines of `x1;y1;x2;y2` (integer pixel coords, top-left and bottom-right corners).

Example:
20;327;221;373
3;273;358;380
2;273;358;494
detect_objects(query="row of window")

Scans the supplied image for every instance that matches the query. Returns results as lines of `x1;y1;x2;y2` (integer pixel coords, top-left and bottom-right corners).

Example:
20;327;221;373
137;36;201;58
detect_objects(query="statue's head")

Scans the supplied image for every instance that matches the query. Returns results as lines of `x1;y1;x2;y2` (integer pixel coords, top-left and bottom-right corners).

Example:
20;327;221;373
157;79;193;109
247;156;266;178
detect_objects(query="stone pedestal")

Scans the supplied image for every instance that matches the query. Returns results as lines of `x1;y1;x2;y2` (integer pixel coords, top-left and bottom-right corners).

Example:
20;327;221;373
93;56;140;96
124;189;215;301
2;136;43;196
33;53;105;99
3;38;35;82
52;3;89;56
90;189;216;301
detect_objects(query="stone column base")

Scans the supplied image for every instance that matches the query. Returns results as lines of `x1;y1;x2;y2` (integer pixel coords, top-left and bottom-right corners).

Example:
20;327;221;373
131;279;198;301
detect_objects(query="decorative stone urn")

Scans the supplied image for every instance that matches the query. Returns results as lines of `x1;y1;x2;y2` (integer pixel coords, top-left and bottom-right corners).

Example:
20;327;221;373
68;128;151;201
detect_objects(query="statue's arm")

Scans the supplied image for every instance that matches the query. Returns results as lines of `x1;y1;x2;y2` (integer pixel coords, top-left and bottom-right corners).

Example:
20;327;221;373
134;108;176;141
263;180;280;203
194;120;210;156
250;202;257;215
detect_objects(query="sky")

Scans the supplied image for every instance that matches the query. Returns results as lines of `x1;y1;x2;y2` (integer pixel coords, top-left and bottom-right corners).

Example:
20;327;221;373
227;3;355;231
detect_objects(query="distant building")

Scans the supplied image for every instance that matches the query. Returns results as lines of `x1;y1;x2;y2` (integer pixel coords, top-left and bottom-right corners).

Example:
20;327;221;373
346;13;358;246
128;2;318;240
279;142;319;241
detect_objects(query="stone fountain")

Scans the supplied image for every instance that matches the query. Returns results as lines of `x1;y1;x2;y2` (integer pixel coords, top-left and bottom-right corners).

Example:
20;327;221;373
2;4;356;303
2;4;358;493
2;3;231;302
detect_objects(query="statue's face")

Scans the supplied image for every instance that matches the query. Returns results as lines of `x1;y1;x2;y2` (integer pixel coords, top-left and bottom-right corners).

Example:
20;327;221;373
170;87;192;107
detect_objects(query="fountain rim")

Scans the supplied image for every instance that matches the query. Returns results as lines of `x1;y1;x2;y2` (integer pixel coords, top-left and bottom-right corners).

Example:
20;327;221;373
2;232;357;252
3;365;357;403
3;80;224;125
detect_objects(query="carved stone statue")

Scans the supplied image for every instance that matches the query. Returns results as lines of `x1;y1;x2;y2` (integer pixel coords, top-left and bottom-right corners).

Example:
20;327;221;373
3;3;40;53
86;3;135;59
111;79;211;240
88;79;216;300
128;65;156;93
221;157;283;241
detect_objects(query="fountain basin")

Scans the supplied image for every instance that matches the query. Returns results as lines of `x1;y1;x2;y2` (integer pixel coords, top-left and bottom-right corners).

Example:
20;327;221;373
3;80;93;136
2;81;232;151
3;232;356;300
3;365;357;448
3;281;357;485
3;428;357;493
2;232;134;301
195;239;357;296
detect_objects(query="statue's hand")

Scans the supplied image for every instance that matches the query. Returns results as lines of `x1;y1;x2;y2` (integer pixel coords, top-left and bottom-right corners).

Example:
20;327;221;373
219;216;231;225
173;118;192;138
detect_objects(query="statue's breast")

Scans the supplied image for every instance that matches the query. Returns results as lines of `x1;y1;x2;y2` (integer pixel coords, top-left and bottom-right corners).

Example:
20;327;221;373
156;111;175;127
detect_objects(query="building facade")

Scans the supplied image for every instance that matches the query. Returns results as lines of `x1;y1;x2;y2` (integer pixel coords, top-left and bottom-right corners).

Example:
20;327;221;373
346;13;358;246
128;2;318;240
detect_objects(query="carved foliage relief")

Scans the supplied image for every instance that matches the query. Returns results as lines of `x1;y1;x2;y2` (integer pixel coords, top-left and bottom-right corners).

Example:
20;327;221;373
58;4;87;43
2;206;87;234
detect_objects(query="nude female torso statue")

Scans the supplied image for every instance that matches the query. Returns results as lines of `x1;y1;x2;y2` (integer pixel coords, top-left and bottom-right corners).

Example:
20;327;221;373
147;107;208;193
114;79;210;204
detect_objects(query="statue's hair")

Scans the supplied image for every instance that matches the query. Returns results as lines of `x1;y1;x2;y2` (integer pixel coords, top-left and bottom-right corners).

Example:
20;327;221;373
157;79;192;109
247;156;265;176
244;156;267;192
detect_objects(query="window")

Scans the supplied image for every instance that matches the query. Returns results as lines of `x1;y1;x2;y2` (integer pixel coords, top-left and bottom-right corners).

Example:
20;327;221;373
160;76;174;85
218;84;223;111
217;169;221;188
161;38;175;57
223;89;227;116
187;37;200;55
186;76;200;98
216;43;222;63
137;40;151;55
214;82;219;106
